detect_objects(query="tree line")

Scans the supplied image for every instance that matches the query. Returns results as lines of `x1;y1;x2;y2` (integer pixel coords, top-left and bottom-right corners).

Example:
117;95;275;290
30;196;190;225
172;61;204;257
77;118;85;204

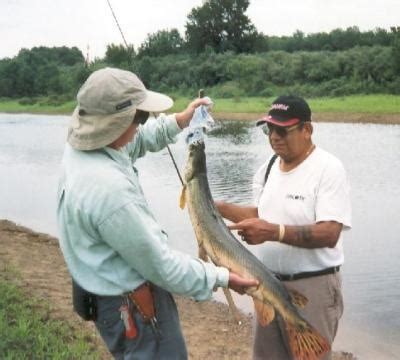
135;0;396;56
134;45;400;98
0;0;399;101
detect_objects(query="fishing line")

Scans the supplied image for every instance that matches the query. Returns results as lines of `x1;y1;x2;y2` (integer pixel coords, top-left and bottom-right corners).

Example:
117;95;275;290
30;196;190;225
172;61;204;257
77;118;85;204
105;0;184;186
166;145;184;186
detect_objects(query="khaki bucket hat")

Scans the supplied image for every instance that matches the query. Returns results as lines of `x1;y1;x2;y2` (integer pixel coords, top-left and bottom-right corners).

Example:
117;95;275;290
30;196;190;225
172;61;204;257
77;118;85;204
68;67;173;150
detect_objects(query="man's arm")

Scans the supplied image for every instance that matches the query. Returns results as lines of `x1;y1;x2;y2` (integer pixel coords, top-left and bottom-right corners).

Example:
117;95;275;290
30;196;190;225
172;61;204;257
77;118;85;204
215;200;258;223
98;199;257;300
229;218;343;249
126;98;211;158
285;221;342;248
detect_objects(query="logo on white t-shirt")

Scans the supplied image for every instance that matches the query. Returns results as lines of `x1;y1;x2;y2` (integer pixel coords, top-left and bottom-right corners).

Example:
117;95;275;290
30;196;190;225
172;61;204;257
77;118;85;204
286;193;305;201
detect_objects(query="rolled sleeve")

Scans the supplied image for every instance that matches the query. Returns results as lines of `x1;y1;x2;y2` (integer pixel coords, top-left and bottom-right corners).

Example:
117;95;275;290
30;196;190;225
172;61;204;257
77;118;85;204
126;114;182;159
98;200;227;301
215;266;229;288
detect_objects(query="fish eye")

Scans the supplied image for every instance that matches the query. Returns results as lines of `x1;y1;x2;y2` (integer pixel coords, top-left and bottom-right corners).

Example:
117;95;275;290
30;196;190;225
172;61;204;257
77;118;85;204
185;132;194;144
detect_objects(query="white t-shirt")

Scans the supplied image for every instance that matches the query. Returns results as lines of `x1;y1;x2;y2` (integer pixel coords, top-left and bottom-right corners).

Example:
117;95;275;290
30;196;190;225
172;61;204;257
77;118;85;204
252;147;351;274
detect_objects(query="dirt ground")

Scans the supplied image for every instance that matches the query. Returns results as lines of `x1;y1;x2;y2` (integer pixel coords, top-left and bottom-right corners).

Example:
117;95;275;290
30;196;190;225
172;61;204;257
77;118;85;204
0;219;356;359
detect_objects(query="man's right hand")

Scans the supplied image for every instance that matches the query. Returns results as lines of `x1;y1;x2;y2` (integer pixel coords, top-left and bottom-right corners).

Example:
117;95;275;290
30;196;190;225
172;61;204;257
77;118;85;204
228;272;259;294
229;218;276;245
175;98;212;129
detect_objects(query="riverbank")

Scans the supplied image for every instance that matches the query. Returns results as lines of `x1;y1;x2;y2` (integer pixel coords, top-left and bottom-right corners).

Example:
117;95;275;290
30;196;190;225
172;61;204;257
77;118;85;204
0;219;355;359
1;94;399;125
213;111;400;124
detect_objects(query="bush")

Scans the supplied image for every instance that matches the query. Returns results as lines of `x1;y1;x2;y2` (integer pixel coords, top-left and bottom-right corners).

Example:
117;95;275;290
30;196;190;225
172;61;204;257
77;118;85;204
208;81;244;98
40;94;72;106
18;97;37;105
259;87;275;97
386;77;400;94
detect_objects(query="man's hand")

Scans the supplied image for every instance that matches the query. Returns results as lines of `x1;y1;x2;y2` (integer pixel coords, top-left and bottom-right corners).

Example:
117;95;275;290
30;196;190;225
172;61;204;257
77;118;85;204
228;272;259;294
229;218;278;245
175;98;212;129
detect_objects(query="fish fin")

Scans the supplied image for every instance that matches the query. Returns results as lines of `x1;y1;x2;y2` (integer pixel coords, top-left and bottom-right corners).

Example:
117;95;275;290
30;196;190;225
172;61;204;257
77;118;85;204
253;299;275;327
198;246;208;262
284;320;330;360
288;288;308;308
179;185;187;209
223;288;242;325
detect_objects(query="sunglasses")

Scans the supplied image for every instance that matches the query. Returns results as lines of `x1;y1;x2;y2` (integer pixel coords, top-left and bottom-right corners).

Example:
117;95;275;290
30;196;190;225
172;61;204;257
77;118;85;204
260;122;303;137
133;110;150;125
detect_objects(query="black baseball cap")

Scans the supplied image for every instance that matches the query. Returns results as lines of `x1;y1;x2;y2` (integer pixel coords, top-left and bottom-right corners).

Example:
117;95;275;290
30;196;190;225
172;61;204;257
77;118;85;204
257;95;312;127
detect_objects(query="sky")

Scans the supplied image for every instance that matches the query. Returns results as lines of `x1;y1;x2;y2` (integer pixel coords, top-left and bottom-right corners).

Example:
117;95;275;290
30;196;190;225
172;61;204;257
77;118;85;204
1;0;399;60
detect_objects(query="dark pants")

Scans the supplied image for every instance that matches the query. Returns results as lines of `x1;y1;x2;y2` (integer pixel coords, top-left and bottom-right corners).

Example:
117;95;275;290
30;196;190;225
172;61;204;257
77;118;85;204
94;286;187;360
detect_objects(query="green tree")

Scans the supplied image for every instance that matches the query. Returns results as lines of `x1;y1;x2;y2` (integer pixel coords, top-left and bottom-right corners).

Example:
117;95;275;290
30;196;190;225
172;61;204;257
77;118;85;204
105;44;135;68
185;0;262;53
0;60;19;97
0;46;85;98
391;27;400;75
138;29;184;57
226;54;268;94
267;27;393;52
54;46;85;66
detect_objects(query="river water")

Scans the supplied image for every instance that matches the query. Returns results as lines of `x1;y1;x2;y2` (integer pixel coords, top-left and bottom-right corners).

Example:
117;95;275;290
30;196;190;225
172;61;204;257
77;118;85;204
0;113;399;359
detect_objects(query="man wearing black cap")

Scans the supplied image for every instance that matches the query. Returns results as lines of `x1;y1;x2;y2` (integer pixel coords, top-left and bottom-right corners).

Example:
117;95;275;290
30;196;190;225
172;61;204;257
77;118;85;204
216;95;351;359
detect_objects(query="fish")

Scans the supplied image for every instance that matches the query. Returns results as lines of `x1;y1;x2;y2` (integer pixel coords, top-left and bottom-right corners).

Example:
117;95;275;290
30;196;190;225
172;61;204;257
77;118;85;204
180;138;330;360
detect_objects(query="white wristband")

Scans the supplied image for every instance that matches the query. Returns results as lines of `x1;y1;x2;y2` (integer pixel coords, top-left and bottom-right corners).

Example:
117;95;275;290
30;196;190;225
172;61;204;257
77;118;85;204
278;224;285;242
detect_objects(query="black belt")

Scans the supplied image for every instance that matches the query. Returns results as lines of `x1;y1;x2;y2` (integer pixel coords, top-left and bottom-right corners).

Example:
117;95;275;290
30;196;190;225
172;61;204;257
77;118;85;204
274;265;340;281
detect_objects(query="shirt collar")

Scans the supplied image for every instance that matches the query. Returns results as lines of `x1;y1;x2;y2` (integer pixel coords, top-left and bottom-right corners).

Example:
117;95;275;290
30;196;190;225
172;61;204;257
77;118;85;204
103;145;131;166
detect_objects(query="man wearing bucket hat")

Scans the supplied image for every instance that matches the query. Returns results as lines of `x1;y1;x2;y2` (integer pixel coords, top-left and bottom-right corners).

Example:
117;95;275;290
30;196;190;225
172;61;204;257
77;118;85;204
57;67;257;359
216;95;351;359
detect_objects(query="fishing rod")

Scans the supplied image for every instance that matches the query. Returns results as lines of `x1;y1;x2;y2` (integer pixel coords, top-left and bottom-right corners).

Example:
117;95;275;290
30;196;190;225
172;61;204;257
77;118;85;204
105;0;129;48
165;89;205;186
105;0;185;186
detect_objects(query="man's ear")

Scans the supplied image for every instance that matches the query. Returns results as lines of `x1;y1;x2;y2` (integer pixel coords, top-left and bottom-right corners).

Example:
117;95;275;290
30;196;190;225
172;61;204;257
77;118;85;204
305;122;313;135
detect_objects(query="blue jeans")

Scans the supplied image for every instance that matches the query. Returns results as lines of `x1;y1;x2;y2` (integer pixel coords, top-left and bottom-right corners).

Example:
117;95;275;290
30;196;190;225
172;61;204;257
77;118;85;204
95;285;187;359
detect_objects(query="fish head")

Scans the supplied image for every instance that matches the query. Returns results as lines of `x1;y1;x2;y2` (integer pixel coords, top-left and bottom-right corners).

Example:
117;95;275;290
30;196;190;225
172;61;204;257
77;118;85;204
186;126;206;145
184;138;206;182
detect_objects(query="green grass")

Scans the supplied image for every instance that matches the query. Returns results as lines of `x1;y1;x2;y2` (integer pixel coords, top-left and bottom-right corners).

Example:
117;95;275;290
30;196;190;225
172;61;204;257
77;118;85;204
172;94;400;114
0;99;76;115
0;268;100;359
0;94;399;115
171;96;270;113
308;94;400;113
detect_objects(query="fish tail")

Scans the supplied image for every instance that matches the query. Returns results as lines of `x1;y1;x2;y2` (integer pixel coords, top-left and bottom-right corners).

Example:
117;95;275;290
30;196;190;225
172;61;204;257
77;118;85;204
284;320;330;360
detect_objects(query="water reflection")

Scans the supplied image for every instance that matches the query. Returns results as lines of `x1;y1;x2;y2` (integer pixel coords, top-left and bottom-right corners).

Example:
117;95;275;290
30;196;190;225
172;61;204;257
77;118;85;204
1;114;400;359
208;120;253;144
208;151;257;204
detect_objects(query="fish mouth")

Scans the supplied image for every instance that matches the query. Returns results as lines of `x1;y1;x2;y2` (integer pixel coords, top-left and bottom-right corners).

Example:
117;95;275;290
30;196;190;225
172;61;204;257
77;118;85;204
186;127;207;146
188;139;205;152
